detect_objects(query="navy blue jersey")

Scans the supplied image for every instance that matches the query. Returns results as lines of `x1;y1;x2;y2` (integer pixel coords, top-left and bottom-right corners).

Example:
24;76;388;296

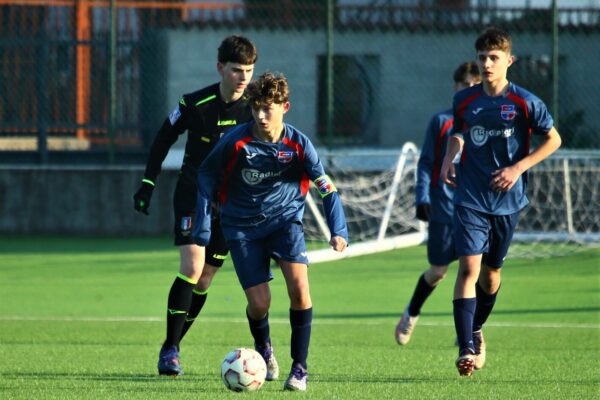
452;82;554;215
193;121;348;245
416;109;455;224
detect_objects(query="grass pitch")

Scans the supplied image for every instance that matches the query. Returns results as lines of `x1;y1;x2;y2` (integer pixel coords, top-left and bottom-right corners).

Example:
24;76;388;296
0;236;598;399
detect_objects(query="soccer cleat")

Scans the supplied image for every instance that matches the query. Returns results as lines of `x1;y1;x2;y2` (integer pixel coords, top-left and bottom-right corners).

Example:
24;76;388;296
157;345;183;376
256;344;279;381
284;365;308;391
472;330;486;370
395;307;419;345
455;349;476;377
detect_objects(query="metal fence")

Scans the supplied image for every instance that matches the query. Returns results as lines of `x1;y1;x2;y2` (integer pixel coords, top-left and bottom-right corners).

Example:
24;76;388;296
1;1;599;165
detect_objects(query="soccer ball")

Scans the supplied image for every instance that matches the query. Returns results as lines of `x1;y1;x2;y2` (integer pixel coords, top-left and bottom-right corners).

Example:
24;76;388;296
221;348;267;392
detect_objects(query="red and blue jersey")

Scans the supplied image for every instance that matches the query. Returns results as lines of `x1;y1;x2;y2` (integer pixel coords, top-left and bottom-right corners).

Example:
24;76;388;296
193;121;348;245
416;109;455;224
451;82;554;215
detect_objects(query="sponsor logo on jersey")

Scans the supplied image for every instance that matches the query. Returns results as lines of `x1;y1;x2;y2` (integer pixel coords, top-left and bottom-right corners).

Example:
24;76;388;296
501;105;516;121
242;168;283;185
217;119;237;126
277;151;294;163
470;125;514;147
314;175;336;198
168;106;181;126
180;216;192;234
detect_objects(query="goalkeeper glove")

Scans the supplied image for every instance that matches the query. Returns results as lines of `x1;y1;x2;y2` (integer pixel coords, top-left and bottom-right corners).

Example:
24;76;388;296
133;179;155;215
416;203;431;222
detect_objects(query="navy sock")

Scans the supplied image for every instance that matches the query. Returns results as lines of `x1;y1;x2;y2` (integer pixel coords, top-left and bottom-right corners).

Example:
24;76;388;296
179;290;208;342
453;298;477;353
407;273;435;316
247;309;271;349
473;282;499;332
164;275;195;348
290;308;312;370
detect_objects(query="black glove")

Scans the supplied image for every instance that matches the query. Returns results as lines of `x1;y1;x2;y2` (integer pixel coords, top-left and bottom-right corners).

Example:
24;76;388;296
133;181;154;215
416;203;431;222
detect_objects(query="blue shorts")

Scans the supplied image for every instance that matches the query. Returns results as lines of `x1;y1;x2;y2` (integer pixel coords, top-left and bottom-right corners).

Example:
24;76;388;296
453;205;520;268
223;220;309;290
427;221;457;266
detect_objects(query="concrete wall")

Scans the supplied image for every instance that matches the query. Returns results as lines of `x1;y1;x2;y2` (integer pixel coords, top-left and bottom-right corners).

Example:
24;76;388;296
0;167;177;235
156;28;599;148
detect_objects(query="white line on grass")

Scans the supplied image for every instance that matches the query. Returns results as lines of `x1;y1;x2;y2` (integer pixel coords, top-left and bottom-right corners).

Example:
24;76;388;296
1;315;598;329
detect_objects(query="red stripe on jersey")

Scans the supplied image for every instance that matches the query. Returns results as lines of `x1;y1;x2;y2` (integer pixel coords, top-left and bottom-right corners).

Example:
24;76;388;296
282;137;310;196
219;136;253;204
507;91;532;154
457;91;481;120
431;118;454;188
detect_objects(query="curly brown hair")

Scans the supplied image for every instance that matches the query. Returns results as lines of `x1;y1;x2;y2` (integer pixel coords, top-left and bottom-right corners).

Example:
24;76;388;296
246;72;289;109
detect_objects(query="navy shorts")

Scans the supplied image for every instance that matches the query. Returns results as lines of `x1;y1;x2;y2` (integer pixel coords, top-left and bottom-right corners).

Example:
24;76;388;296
224;220;309;290
453;205;520;268
427;221;457;266
173;184;228;267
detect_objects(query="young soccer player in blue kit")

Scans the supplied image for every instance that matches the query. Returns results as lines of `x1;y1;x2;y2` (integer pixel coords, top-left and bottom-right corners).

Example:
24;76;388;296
193;72;348;391
396;62;481;345
440;27;561;377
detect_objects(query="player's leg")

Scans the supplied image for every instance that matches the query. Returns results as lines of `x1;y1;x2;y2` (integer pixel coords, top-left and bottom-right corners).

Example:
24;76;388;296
452;206;488;377
226;232;278;381
179;216;229;342
270;221;311;391
472;211;520;369
396;221;454;345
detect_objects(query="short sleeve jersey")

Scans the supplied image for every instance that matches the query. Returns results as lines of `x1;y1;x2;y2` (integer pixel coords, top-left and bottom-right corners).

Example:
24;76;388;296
143;83;253;188
416;109;455;223
452;82;553;215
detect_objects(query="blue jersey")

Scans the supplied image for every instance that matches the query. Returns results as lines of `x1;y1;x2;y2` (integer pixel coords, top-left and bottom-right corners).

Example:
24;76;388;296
416;109;455;224
193;121;348;245
452;82;554;215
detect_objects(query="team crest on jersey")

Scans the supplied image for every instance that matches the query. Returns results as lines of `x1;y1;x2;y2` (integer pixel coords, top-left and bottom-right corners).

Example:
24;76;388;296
180;216;192;235
314;175;336;198
501;105;516;121
277;151;294;163
168;106;181;126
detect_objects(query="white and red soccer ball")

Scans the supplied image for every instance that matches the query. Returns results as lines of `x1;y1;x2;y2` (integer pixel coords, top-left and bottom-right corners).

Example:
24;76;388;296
221;348;267;392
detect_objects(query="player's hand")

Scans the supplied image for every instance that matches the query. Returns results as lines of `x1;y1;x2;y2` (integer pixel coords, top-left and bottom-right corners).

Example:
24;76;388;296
440;159;457;188
416;203;431;222
330;236;347;252
133;181;154;215
490;165;523;192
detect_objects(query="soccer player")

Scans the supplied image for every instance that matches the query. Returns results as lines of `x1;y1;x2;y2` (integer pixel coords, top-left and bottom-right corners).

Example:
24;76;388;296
395;62;481;346
132;35;257;376
440;27;562;377
193;72;348;391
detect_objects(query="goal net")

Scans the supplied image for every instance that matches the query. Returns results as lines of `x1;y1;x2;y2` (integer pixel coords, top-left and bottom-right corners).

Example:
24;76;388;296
304;145;600;263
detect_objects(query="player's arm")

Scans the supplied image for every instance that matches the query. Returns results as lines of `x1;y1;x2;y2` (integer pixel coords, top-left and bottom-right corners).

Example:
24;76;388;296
490;127;561;192
192;137;229;246
415;116;438;221
303;140;348;252
440;134;463;188
133;100;188;215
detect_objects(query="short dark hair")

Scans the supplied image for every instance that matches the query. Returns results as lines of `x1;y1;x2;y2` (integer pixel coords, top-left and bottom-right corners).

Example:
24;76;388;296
453;62;480;84
218;35;257;65
246;72;289;109
475;27;512;53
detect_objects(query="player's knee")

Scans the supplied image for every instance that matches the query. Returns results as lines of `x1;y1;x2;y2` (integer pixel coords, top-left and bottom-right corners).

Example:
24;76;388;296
427;266;448;284
197;265;219;291
287;283;311;309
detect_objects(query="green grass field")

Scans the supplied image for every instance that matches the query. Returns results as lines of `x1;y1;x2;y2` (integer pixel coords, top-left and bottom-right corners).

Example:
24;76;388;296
1;236;598;399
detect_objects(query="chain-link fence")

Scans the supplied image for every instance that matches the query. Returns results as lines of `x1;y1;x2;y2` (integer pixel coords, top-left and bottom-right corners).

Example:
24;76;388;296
1;1;599;165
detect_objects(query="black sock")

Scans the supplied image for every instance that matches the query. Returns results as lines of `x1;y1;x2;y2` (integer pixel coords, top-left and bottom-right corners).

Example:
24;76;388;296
246;309;271;349
179;289;208;342
453;298;477;353
407;273;436;316
164;274;196;349
290;308;312;370
473;282;499;332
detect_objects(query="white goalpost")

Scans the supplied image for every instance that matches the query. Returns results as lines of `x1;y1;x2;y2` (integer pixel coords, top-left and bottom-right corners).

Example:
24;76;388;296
305;146;600;264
